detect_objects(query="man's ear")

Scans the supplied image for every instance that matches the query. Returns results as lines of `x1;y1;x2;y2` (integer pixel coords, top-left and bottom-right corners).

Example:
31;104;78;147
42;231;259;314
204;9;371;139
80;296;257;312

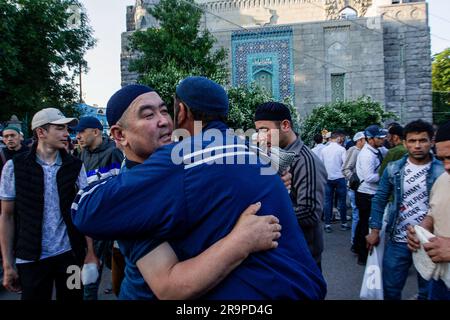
281;119;291;132
36;127;46;140
176;102;189;127
110;125;127;148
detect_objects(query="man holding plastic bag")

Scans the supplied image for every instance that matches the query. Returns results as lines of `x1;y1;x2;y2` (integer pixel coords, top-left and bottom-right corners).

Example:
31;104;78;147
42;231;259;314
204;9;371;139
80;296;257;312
364;120;444;300
407;120;450;300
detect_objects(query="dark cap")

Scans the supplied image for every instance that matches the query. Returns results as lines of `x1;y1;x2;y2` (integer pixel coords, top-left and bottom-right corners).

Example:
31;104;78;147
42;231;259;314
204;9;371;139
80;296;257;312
106;84;155;127
254;102;292;122
435;120;450;143
73;116;103;132
176;76;228;116
365;124;387;138
2;126;22;135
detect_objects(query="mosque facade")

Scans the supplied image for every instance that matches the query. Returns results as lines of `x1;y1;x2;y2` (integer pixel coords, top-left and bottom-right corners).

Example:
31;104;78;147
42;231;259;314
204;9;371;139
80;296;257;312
121;0;432;123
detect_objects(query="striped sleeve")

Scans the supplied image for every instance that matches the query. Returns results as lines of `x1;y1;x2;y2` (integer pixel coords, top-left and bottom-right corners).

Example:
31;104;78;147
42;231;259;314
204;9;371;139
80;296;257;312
291;146;324;228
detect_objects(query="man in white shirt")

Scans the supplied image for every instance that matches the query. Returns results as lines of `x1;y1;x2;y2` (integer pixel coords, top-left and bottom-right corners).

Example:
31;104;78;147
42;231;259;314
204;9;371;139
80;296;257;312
311;133;326;159
342;131;366;249
354;124;386;265
320;130;349;233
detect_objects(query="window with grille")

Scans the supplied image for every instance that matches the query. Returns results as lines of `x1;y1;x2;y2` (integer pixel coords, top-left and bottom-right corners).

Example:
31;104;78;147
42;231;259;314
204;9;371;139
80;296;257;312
331;74;345;102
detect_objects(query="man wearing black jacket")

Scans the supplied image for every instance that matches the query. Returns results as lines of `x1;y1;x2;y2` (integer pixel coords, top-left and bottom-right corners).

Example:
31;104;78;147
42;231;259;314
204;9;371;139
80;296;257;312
74;116;124;300
0;126;29;171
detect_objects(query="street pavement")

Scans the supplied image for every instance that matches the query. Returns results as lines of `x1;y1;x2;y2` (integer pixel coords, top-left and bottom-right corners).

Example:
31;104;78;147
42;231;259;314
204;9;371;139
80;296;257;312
321;218;418;300
0;216;421;300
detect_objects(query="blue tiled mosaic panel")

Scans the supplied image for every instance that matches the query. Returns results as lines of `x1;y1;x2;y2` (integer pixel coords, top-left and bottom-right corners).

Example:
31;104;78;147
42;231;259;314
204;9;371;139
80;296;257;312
231;27;294;101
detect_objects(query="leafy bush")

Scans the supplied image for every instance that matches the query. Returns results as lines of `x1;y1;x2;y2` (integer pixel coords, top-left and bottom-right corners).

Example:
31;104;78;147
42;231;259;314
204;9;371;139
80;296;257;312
300;96;397;146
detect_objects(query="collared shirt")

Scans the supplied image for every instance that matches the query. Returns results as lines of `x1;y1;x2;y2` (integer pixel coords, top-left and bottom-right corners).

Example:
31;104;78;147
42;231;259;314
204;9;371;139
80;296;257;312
0;152;88;263
319;141;346;180
356;144;383;194
311;143;326;159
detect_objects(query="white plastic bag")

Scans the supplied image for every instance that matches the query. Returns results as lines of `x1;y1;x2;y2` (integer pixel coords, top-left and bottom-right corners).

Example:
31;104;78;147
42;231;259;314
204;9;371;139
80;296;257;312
413;225;450;288
81;263;99;285
412;225;436;281
360;216;387;300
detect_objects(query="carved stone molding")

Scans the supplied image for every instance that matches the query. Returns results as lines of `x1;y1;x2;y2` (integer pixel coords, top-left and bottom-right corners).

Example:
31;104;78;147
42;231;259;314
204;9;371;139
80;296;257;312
325;0;372;20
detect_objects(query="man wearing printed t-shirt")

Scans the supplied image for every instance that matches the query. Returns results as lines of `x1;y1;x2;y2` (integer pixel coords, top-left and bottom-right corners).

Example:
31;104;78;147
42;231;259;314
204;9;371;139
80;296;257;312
366;120;444;300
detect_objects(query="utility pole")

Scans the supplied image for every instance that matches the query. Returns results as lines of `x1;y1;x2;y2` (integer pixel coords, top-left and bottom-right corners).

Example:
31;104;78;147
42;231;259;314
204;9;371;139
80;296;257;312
79;63;84;103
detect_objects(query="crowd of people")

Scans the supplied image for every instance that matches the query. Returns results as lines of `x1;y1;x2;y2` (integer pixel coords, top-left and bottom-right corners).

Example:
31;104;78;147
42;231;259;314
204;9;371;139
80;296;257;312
0;75;449;300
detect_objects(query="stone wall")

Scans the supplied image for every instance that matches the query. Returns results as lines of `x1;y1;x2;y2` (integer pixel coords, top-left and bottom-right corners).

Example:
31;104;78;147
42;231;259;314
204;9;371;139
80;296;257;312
378;2;432;123
121;32;140;86
294;19;386;117
213;19;386;118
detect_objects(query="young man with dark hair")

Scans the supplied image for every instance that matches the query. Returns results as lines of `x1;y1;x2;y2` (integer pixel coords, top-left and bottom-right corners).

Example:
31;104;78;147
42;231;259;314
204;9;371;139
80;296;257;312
320;130;349;233
366;119;444;300
407;120;450;300
0;108;89;300
378;124;407;176
311;133;325;158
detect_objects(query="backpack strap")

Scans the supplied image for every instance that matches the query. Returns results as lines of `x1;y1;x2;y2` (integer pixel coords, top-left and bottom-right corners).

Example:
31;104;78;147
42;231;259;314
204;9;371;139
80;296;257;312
0;148;6;167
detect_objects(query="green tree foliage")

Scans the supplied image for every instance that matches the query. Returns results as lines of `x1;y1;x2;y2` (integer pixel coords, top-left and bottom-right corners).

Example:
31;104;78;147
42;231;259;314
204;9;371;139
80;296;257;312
227;84;272;131
0;0;95;124
227;84;299;132
300;96;397;146
432;47;450;92
432;91;450;125
431;48;450;124
129;0;227;106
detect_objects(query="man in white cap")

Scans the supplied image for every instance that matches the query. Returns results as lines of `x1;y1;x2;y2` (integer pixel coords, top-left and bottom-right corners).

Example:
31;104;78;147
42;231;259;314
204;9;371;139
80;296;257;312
0;108;89;300
342;131;366;250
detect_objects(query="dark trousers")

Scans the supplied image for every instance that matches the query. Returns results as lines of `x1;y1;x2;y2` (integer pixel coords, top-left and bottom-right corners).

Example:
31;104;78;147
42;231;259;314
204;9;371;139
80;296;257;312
429;279;450;300
324;178;347;225
383;240;429;300
111;247;125;297
17;251;83;301
354;192;374;263
83;239;112;300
